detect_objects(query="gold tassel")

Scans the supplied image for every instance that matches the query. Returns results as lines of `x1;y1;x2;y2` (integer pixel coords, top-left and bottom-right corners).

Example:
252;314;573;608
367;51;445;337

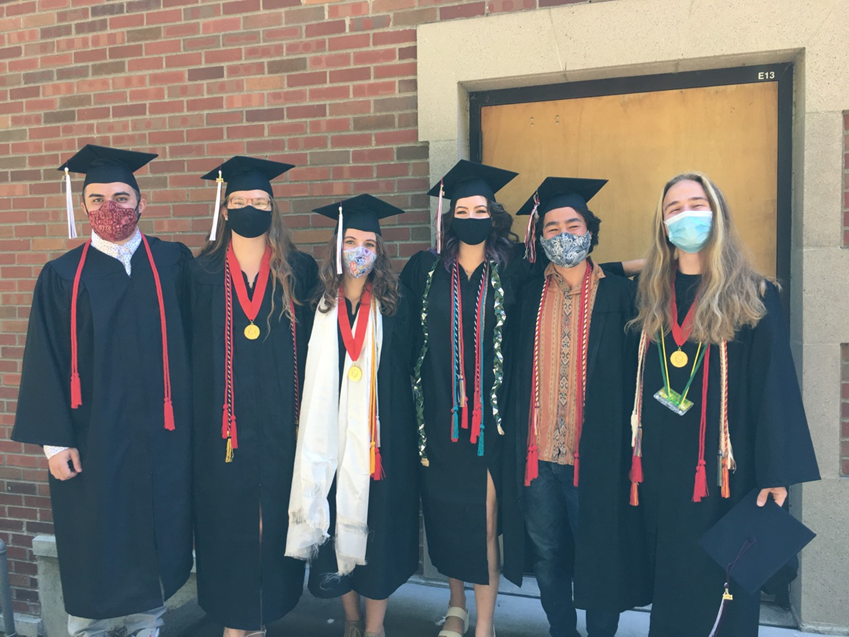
225;437;234;463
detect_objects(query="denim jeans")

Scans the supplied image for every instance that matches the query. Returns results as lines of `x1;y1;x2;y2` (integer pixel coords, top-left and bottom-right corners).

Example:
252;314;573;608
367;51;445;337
67;605;165;637
524;461;620;637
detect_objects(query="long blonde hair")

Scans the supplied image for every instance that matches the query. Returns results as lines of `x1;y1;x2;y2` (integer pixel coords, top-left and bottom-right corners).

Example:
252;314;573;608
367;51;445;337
630;172;769;343
200;198;300;324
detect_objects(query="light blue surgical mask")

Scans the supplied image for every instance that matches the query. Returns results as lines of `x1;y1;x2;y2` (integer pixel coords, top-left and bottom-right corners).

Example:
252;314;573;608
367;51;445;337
664;210;712;253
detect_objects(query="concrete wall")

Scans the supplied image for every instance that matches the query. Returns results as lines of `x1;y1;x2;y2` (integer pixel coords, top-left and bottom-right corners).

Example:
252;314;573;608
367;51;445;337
32;536;196;637
417;0;849;631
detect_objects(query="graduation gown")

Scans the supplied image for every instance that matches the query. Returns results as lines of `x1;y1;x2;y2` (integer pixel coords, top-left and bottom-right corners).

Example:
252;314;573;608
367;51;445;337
12;238;194;620
190;250;317;630
401;249;520;585
639;278;819;637
501;262;652;610
307;287;420;601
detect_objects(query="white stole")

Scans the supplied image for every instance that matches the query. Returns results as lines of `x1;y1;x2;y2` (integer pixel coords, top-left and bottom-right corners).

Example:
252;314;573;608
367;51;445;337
286;294;383;575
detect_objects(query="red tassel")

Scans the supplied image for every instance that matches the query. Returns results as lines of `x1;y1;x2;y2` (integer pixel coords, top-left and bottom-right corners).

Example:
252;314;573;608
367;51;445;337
573;453;580;487
229;417;238;449
692;460;709;502
221;405;230;439
70;373;82;409
461;403;469;430
630;480;640;506
524;444;539;487
471;406;482;443
372;446;385;481
163;399;175;431
629;454;643;484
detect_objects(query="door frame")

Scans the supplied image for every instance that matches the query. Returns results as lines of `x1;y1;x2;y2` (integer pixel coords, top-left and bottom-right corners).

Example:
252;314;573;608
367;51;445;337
468;64;794;294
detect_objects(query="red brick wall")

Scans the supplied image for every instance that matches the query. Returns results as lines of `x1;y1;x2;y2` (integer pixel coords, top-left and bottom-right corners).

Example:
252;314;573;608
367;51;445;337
0;0;592;618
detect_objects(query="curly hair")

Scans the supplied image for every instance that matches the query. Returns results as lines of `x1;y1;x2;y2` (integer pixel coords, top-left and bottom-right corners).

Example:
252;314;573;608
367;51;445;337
316;231;400;317
440;198;518;270
199;198;301;326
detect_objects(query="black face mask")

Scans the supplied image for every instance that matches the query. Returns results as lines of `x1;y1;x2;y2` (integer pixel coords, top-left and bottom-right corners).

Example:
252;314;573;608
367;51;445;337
451;217;492;246
227;206;272;239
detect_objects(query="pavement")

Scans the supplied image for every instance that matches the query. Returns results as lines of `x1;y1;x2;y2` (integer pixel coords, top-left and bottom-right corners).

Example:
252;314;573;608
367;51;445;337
163;578;822;637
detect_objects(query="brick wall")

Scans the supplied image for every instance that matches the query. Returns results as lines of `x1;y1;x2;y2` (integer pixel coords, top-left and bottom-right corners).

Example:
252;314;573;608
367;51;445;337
0;0;592;618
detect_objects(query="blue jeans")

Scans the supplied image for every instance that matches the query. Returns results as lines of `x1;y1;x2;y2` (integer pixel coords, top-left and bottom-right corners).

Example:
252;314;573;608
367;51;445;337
524;461;620;637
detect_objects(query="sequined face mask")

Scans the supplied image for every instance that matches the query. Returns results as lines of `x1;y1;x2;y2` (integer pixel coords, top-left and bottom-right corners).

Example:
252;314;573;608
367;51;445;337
539;231;592;268
341;246;377;279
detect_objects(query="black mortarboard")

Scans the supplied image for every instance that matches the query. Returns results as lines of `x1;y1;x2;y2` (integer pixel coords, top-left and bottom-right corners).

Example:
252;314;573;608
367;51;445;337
427;160;517;253
313;194;404;236
516;177;608;217
313;194;405;275
201;155;295;197
57;144;157;239
698;489;815;597
201;156;295;240
59;144;157;193
517;176;607;262
427;159;517;202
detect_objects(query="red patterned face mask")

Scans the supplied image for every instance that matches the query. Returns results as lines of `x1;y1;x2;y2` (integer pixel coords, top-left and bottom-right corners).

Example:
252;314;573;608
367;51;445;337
87;200;139;242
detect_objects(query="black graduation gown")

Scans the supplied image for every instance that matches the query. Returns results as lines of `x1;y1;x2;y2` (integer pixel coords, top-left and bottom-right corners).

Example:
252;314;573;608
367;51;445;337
639;278;819;637
307;287;420;601
190;250;317;630
400;249;519;585
501;262;652;610
12;238;194;620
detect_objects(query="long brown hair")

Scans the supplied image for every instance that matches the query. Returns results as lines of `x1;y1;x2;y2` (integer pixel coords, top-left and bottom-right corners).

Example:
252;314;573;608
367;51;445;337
200;198;300;323
629;172;769;343
440;198;518;269
317;231;400;316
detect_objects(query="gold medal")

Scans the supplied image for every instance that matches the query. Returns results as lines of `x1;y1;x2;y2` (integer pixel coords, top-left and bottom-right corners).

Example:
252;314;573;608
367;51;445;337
670;349;688;368
347;365;363;381
244;323;260;340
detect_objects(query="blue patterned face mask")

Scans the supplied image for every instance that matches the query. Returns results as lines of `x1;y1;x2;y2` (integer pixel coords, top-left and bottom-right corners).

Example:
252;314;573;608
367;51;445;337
664;210;713;253
341;246;377;279
539;231;592;268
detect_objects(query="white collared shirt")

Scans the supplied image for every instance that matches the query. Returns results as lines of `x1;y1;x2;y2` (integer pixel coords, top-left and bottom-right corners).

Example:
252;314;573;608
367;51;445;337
44;228;143;459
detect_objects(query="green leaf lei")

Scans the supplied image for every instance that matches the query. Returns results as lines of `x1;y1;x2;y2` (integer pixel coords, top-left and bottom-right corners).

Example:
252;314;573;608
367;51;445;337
412;257;506;466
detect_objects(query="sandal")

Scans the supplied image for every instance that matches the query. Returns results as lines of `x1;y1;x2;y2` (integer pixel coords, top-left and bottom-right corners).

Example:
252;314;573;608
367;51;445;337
437;606;469;637
345;619;365;637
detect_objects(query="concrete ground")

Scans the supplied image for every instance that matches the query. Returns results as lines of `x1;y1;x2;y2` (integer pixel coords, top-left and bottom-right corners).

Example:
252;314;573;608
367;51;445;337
164;579;821;637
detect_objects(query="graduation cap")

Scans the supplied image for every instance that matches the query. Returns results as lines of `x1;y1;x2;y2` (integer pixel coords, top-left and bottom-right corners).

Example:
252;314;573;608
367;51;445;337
698;488;815;636
313;194;405;275
57;144;157;239
427;159;518;254
516;177;608;263
201;156;295;240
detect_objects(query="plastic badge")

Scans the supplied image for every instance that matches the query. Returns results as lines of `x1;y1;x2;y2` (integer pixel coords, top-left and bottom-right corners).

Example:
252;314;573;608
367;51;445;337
653;387;694;416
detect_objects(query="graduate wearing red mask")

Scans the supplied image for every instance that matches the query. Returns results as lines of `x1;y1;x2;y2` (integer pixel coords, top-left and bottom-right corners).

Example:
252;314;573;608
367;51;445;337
12;145;194;637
